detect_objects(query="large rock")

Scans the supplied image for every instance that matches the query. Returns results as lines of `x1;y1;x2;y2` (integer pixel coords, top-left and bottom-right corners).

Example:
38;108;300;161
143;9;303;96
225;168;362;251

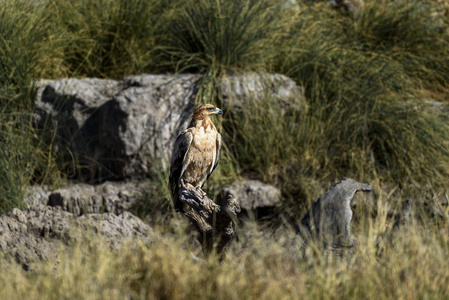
221;179;282;212
25;181;151;216
34;74;199;181
0;205;152;271
34;73;304;182
44;181;149;216
218;73;303;113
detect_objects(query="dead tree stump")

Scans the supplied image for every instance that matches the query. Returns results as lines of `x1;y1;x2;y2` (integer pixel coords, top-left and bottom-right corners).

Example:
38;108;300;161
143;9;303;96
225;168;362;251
298;178;373;249
178;182;240;257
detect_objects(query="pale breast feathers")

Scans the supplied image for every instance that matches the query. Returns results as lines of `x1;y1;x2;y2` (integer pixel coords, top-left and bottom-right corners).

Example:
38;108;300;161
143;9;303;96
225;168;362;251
182;126;219;184
169;122;221;212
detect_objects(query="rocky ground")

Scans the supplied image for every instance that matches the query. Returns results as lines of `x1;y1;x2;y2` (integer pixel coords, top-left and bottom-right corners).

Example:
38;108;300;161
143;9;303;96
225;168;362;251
0;205;152;271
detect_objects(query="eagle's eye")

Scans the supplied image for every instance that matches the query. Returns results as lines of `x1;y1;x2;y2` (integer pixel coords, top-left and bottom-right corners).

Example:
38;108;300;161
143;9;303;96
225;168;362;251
207;107;215;111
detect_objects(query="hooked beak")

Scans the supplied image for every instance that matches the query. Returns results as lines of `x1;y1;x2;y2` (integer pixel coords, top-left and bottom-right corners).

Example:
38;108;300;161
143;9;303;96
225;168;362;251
215;108;223;115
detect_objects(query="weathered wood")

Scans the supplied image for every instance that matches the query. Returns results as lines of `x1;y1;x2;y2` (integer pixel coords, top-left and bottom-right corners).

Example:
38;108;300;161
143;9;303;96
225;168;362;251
298;178;373;249
178;182;240;257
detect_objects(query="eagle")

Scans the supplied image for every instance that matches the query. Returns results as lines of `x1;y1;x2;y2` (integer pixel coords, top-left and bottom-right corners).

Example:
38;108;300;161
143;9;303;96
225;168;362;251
169;104;223;212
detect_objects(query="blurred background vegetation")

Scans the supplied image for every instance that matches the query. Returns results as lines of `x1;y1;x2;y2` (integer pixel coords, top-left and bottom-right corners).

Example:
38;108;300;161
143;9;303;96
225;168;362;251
0;0;449;297
1;0;448;215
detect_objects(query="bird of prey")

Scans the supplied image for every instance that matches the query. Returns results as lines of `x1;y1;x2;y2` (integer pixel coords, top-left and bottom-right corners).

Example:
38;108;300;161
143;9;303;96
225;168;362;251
169;104;223;212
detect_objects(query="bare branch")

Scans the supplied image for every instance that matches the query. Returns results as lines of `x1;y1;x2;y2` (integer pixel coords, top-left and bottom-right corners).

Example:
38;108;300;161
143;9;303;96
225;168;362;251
178;183;240;258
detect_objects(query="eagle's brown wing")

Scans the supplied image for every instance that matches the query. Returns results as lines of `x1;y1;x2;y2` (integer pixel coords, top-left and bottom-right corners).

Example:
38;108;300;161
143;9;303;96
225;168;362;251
206;132;221;182
169;130;193;212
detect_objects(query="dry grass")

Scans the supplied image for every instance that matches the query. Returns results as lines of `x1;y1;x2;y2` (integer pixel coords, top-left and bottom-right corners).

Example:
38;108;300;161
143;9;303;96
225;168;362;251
1;193;449;299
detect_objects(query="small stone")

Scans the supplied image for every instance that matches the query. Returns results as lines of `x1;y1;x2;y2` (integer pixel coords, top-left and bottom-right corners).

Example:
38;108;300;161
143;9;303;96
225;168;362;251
222;179;281;211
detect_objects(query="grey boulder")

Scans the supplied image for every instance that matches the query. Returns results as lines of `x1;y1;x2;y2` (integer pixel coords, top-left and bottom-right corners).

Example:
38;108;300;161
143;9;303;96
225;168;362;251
0;205;152;271
45;181;149;216
221;179;282;212
34;74;199;182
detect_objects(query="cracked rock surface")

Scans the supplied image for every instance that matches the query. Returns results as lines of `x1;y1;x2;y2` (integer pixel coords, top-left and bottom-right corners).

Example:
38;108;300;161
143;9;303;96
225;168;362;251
0;205;152;271
26;181;150;216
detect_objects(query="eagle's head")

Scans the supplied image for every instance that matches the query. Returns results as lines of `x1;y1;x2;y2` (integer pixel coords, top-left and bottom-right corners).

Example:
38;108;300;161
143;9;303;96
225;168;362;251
192;104;223;119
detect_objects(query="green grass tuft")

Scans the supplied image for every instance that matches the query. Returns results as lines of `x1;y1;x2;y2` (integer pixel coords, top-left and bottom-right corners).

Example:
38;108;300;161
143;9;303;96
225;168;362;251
159;0;292;74
0;0;60;214
276;1;449;197
49;0;165;78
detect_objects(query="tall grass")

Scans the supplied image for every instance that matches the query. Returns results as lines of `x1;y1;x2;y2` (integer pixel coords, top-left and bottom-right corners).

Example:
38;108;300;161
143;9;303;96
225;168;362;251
276;1;449;194
346;0;449;90
49;0;165;78
0;1;60;214
159;0;291;74
0;1;46;111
